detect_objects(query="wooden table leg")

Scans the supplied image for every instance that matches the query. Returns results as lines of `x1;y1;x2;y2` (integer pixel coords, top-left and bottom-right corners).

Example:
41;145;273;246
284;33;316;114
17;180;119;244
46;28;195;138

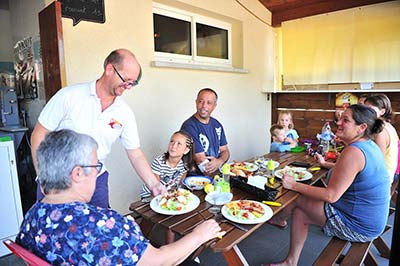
222;245;249;266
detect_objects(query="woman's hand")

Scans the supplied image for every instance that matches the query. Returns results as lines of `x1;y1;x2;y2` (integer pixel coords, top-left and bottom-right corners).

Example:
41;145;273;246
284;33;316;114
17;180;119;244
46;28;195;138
192;219;225;242
314;153;326;166
282;173;297;190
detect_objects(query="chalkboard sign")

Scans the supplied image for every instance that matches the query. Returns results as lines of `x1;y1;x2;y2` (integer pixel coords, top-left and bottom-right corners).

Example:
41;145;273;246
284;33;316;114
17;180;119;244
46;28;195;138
59;0;105;26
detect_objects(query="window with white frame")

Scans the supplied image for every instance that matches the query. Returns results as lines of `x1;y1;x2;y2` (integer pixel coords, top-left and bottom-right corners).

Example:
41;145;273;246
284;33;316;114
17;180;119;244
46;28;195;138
153;4;232;66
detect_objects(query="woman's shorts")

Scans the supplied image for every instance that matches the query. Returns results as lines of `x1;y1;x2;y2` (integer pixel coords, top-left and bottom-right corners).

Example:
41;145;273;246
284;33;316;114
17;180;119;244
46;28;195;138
323;203;375;242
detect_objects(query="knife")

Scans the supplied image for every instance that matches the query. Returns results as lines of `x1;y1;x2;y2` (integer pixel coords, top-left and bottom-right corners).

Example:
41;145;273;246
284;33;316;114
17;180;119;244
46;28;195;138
222;219;249;232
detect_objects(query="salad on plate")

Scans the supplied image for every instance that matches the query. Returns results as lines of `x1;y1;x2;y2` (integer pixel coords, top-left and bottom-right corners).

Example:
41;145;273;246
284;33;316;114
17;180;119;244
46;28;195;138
225;200;265;220
158;188;192;211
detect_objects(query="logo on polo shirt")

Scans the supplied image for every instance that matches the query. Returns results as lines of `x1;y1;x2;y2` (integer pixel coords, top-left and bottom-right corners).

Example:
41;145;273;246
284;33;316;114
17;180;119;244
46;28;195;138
108;118;122;129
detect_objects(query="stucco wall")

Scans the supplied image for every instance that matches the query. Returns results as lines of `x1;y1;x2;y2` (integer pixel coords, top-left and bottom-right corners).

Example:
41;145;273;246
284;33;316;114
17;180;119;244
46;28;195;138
61;0;275;213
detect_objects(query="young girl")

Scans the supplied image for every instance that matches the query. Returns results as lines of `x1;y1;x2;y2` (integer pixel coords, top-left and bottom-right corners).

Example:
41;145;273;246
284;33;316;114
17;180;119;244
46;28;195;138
141;130;196;199
140;130;196;244
364;94;399;183
277;110;299;146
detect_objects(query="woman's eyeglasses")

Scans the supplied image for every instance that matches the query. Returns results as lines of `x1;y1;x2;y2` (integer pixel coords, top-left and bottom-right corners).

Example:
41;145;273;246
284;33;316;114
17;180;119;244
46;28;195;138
112;65;141;88
80;161;103;173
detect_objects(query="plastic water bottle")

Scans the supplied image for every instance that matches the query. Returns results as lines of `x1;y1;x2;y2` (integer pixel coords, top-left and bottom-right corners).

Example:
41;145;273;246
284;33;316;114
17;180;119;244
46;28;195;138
321;139;330;155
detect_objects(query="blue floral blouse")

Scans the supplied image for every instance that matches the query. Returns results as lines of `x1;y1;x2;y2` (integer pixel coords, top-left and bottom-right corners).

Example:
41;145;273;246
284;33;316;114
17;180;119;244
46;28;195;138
16;202;149;265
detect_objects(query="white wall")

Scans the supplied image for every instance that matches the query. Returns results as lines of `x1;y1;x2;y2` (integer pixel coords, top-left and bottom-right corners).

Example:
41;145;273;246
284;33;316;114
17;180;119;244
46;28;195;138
4;0;274;213
9;0;45;43
0;9;13;61
61;0;275;213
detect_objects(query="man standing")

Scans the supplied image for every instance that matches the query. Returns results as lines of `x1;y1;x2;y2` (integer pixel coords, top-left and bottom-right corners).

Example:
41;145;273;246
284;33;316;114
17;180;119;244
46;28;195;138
181;88;230;175
31;48;165;208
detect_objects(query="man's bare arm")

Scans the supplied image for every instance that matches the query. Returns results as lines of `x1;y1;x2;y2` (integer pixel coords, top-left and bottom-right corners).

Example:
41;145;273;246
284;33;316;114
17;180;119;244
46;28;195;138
31;122;50;172
126;148;166;196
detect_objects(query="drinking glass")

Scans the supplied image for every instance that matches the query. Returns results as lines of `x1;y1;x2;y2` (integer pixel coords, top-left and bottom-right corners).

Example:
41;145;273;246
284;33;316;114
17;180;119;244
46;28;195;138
209;194;221;215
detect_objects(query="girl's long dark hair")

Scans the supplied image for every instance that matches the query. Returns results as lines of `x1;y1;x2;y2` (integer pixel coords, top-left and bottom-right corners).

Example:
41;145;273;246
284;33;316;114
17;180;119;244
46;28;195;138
164;130;197;172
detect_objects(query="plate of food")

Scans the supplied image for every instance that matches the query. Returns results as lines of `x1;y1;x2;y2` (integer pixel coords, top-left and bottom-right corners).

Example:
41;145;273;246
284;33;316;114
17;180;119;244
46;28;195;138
182;175;213;190
150;188;200;215
274;167;313;181
227;162;258;178
254;159;280;169
222;200;273;224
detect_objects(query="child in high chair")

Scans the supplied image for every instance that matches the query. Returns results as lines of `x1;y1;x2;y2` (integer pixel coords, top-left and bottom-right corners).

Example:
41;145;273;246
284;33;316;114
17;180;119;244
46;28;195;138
270;124;297;152
141;130;196;243
277;110;299;146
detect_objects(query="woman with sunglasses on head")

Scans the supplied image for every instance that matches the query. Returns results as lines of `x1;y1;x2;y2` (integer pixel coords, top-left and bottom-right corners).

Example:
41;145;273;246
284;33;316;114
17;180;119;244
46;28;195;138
17;129;224;266
263;105;390;266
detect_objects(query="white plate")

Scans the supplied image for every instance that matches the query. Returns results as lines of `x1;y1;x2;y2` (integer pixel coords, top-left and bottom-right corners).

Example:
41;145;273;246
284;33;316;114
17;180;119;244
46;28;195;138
221;200;273;225
205;192;233;205
255;159;280;169
182;176;212;190
222;162;259;172
150;193;200;215
274;167;313;181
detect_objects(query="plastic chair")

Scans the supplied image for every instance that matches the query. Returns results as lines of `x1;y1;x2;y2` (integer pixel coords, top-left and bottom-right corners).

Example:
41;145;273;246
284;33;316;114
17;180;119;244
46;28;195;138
2;239;50;266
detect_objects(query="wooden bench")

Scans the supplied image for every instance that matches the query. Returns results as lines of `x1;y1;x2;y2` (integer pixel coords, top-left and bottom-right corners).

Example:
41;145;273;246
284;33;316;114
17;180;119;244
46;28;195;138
372;177;398;259
313;237;378;266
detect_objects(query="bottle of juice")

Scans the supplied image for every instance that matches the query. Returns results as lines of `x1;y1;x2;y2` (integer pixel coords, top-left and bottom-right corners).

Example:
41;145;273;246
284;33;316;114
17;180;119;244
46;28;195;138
266;160;275;188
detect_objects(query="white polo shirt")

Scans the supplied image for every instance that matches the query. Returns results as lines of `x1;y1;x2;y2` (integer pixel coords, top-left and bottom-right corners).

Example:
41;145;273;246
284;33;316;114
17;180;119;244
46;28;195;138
38;80;140;171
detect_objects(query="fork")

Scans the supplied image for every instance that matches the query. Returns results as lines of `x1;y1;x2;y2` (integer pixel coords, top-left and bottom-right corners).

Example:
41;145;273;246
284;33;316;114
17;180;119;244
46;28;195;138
215;213;249;232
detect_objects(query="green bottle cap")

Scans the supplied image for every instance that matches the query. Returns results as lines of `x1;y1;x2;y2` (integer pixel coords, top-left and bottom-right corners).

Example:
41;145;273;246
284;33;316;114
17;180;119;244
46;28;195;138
267;160;275;170
221;163;230;174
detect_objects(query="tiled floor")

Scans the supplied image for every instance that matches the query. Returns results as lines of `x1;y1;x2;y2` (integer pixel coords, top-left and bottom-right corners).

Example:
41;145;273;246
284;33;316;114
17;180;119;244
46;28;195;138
1;212;394;266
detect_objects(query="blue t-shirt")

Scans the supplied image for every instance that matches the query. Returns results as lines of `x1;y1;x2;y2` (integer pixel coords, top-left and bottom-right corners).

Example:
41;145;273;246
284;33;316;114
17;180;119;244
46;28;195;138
181;115;228;158
332;139;390;237
286;128;299;140
270;141;291;152
16;202;149;265
282;129;299;146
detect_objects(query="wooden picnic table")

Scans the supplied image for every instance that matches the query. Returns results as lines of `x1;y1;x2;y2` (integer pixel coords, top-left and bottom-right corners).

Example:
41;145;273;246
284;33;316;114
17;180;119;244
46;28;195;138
129;151;329;266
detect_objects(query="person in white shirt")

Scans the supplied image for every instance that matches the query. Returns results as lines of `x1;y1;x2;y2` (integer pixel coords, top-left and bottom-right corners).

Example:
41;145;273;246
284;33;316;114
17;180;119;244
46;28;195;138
31;48;165;208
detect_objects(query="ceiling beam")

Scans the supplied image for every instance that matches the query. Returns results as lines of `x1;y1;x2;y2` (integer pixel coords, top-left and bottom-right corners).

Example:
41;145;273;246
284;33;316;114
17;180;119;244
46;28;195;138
261;0;396;27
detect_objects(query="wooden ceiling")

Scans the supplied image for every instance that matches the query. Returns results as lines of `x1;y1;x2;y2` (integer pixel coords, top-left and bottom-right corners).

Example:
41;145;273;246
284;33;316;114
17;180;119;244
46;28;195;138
259;0;396;27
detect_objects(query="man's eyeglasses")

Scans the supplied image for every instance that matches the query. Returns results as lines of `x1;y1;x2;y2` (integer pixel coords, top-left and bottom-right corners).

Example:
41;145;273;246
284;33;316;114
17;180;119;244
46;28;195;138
80;161;103;173
112;65;142;88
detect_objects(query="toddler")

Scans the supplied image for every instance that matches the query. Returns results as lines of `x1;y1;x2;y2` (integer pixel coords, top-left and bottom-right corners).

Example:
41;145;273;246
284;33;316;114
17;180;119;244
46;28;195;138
277;110;299;146
270;124;297;152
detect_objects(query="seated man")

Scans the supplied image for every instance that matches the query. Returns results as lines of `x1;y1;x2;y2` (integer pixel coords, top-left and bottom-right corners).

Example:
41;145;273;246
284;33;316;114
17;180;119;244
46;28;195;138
181;88;230;176
16;129;224;265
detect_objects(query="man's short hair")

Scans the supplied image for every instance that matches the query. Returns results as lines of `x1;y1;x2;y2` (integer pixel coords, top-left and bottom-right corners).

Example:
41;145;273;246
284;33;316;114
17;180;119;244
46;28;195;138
197;88;218;101
104;50;123;69
270;124;284;137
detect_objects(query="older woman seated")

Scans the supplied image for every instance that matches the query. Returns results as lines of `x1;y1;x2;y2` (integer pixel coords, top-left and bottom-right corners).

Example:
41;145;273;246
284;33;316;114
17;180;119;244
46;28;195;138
16;129;224;266
265;104;390;266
